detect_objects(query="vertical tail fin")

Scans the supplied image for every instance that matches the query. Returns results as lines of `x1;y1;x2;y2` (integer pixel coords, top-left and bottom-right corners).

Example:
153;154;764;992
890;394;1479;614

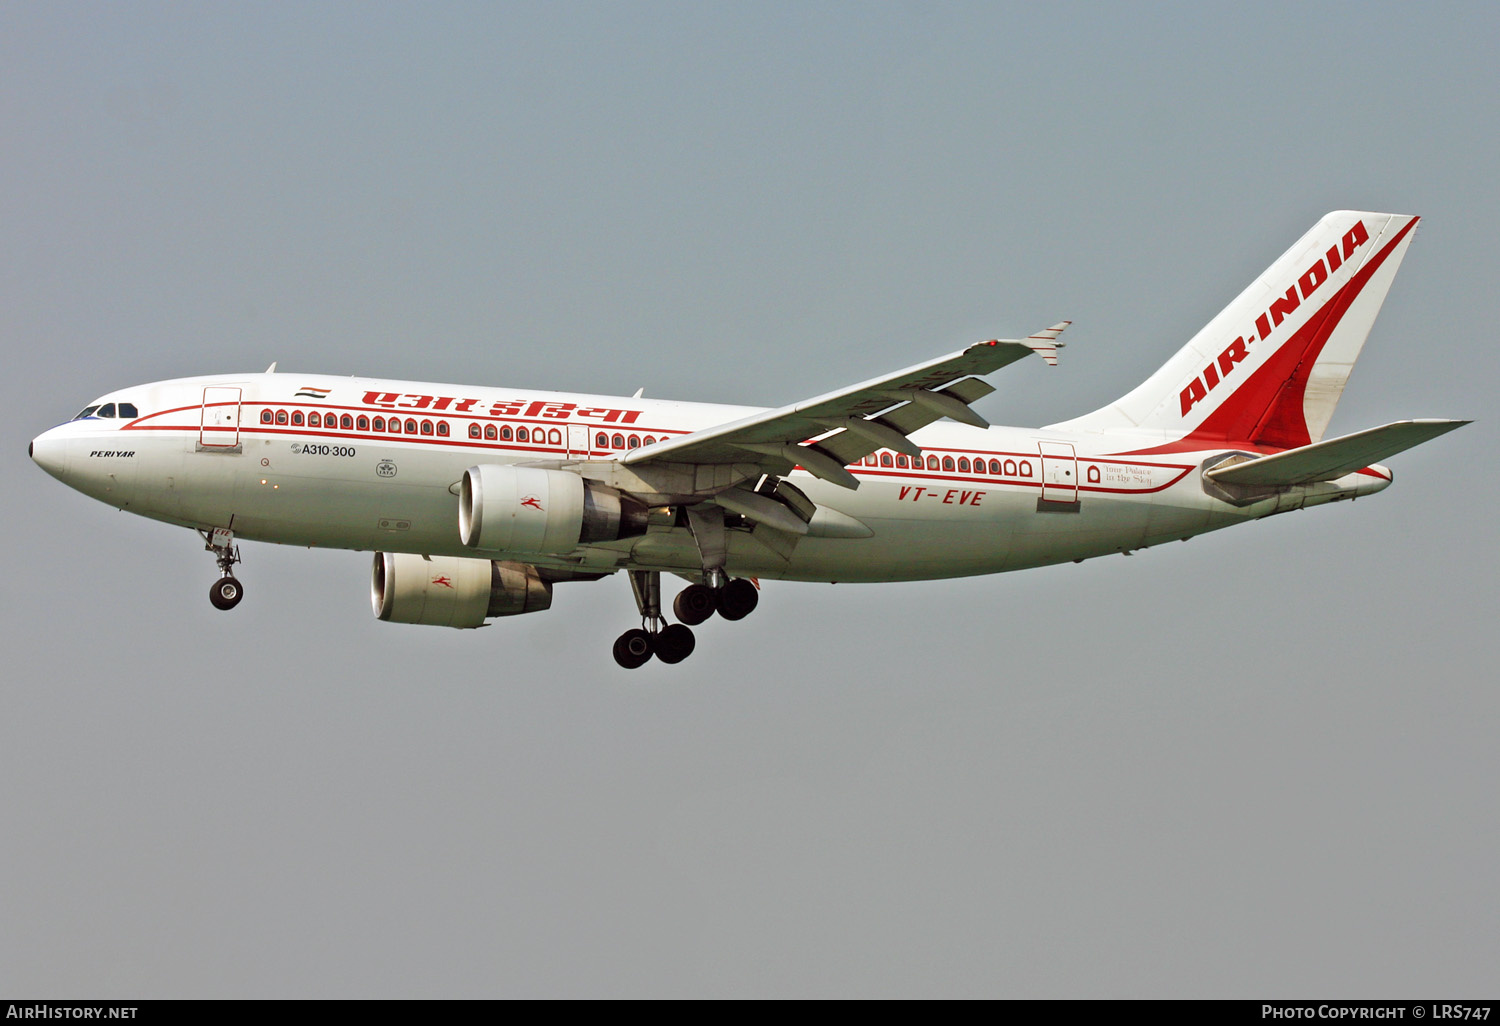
1052;211;1420;449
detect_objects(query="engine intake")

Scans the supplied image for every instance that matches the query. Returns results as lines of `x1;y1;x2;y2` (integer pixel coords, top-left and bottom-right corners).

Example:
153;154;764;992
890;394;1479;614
459;464;647;554
372;552;552;629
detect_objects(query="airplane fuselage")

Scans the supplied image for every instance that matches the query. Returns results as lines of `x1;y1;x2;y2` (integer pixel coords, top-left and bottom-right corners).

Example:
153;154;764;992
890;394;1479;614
31;372;1388;585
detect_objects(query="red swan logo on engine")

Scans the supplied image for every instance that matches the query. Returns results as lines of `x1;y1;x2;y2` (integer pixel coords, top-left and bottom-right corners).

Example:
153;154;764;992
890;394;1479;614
520;495;543;511
430;575;454;589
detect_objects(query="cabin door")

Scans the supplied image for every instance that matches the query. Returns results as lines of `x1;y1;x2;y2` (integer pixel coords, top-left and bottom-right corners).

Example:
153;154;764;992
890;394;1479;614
200;387;242;449
567;424;593;460
1038;440;1078;504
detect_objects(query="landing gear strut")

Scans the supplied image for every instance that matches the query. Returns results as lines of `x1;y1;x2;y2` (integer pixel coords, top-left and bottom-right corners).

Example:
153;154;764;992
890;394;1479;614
613;570;698;669
612;505;764;668
199;527;244;611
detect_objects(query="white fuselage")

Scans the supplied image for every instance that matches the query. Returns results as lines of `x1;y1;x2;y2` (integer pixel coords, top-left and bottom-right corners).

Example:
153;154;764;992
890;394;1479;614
30;373;1390;583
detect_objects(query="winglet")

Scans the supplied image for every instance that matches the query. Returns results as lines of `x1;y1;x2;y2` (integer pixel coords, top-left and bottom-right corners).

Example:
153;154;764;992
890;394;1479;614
987;321;1070;366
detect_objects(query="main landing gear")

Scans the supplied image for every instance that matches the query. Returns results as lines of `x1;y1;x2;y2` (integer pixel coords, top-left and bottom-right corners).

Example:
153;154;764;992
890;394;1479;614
612;569;759;669
199;527;244;611
673;577;758;624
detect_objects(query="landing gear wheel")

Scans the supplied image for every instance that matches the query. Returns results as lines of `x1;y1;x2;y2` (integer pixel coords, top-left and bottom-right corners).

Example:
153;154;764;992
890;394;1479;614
613;628;654;669
653;623;696;664
209;576;243;611
715;578;759;621
673;584;717;626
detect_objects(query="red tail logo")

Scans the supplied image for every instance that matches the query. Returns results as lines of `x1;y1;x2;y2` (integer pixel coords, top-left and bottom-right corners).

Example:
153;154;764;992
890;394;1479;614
1180;220;1371;418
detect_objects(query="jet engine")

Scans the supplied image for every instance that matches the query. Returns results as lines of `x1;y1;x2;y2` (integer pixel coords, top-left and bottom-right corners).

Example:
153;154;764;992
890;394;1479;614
459;464;647;554
371;552;552;629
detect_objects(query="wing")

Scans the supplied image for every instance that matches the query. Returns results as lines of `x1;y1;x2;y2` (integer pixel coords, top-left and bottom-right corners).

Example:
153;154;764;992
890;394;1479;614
621;323;1069;490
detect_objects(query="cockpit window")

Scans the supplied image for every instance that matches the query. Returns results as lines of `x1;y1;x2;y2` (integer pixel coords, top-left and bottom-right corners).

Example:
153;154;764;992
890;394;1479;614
72;406;100;421
97;403;116;418
118;402;139;419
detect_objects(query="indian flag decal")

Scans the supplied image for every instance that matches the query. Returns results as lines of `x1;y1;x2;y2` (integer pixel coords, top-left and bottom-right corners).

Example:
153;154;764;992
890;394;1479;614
295;386;331;399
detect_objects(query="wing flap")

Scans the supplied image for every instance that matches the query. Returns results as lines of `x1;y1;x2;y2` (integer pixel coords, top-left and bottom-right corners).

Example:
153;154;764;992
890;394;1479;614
1205;419;1468;486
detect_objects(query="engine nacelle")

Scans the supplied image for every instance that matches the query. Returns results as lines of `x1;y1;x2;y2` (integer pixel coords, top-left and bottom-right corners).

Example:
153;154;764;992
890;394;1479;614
371;552;552;629
458;464;647;554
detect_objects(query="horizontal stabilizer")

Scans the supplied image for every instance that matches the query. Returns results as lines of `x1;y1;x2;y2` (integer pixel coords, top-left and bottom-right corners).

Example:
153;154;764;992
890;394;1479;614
1205;419;1468;486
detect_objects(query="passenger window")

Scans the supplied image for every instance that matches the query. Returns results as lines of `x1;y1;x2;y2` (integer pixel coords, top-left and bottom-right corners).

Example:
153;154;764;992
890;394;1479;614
309;412;322;427
437;422;449;437
1018;460;1032;477
990;459;1001;474
276;410;289;425
260;410;273;424
957;457;969;472
291;411;305;426
548;429;561;446
421;420;434;435
469;423;481;439
341;415;354;430
357;416;370;431
942;456;955;471
643;435;656;446
926;455;939;470
370;416;382;431
864;455;878;466
388;419;400;434
627;434;640;449
896;455;909;468
516;427;529;442
881;453;893;467
500;426;512;441
596;432;609;448
485;424;498;440
612;433;625;448
118;403;138;418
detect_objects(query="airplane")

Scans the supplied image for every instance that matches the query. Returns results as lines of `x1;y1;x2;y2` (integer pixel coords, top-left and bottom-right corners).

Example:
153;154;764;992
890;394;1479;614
29;211;1467;668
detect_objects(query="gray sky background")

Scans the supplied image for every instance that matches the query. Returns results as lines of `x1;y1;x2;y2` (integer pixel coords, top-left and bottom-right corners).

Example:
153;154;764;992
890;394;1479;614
3;1;1496;998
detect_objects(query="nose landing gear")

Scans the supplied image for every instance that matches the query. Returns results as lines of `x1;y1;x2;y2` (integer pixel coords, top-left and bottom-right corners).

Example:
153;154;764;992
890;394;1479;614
199;527;244;611
209;576;243;611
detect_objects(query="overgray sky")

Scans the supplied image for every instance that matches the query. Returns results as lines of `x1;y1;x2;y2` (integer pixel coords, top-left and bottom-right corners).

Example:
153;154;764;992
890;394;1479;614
3;1;1495;998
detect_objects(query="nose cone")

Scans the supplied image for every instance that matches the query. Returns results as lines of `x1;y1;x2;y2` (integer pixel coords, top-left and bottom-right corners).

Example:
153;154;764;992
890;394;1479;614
30;426;70;483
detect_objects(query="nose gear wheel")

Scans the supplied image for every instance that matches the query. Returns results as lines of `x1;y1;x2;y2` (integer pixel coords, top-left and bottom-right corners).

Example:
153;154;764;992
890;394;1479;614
199;527;245;611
